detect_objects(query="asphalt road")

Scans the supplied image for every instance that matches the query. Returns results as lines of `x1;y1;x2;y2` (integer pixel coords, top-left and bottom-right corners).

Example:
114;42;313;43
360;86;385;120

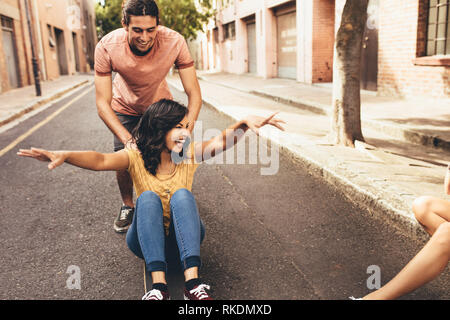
0;84;448;300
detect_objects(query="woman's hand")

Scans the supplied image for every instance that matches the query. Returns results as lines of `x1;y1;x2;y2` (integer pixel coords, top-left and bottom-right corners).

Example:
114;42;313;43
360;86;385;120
17;148;67;170
244;112;286;135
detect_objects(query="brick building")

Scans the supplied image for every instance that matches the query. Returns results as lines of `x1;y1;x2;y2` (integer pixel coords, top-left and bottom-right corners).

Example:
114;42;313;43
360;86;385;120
193;0;450;98
0;0;97;93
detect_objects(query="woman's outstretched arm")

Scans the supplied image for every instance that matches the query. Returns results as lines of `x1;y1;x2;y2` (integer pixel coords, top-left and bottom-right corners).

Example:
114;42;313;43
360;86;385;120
17;147;129;171
195;113;285;162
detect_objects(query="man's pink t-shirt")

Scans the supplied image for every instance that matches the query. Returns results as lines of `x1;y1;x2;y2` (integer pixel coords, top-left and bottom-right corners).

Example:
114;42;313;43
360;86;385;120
95;26;194;116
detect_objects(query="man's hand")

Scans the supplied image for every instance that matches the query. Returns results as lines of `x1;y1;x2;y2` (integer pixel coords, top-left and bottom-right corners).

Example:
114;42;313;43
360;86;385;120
17;148;67;170
244;112;286;136
124;138;138;150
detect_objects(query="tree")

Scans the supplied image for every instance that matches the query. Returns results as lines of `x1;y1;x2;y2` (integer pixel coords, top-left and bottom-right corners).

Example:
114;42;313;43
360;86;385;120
331;0;369;147
95;0;214;41
95;0;123;40
158;0;214;41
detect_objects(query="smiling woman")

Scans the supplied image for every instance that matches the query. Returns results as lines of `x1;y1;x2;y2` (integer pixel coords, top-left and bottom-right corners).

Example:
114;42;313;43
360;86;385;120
17;98;285;301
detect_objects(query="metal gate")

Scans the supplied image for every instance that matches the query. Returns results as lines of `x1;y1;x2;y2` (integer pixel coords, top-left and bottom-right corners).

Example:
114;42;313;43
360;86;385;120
1;16;20;88
360;0;378;91
276;10;297;79
247;22;257;74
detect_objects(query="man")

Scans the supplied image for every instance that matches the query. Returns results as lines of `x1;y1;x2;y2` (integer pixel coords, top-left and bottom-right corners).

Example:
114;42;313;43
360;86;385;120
95;0;202;233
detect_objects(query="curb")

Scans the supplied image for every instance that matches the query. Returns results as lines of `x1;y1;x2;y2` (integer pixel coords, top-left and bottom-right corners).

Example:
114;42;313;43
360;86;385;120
0;79;90;128
197;76;450;153
168;79;430;243
252;90;450;153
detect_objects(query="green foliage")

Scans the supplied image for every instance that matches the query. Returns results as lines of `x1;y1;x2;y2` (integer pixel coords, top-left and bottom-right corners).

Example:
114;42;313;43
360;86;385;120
95;0;123;40
95;0;214;41
158;0;214;41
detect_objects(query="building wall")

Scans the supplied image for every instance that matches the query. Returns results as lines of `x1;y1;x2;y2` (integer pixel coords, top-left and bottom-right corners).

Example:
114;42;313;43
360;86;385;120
378;0;449;98
0;0;97;93
312;0;334;82
204;0;335;82
0;0;32;92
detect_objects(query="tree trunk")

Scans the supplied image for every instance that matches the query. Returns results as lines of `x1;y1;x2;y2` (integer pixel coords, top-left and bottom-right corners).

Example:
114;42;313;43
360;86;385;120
331;0;369;147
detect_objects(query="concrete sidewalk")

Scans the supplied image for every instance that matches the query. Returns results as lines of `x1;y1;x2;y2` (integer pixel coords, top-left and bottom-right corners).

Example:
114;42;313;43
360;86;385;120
0;73;94;128
196;72;450;152
167;72;450;242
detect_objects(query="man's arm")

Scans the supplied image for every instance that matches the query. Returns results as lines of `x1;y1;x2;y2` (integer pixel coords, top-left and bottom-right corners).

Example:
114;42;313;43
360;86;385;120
178;66;202;132
95;74;133;144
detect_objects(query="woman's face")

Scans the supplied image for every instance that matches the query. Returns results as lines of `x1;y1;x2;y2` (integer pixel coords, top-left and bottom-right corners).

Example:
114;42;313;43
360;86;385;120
165;116;190;154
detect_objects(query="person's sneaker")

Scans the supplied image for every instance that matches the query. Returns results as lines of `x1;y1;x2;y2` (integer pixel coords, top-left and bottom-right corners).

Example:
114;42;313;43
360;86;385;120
184;284;213;300
142;289;170;300
114;205;134;233
349;296;363;300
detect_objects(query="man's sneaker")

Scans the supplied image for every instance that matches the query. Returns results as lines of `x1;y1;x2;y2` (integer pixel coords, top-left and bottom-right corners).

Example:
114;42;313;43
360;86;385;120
142;289;170;300
114;205;134;233
184;284;213;300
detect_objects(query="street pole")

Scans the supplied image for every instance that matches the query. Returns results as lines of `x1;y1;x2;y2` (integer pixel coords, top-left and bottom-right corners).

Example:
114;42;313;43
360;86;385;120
24;0;42;96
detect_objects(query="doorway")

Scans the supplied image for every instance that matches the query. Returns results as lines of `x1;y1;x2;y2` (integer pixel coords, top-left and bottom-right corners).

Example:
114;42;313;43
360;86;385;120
360;0;378;91
1;16;20;88
72;32;80;72
54;27;68;75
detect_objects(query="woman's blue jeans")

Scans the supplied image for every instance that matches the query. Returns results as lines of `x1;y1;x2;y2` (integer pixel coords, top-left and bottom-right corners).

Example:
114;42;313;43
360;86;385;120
126;188;205;273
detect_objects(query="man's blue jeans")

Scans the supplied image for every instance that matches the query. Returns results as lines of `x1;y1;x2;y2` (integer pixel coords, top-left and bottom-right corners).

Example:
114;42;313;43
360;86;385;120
126;189;205;273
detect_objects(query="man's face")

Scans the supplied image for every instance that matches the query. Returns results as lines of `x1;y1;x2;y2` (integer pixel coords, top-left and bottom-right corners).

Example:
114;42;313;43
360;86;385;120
124;15;158;54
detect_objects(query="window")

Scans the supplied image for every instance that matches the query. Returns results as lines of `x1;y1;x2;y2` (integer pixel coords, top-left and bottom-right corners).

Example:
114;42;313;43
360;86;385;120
426;0;450;55
223;21;235;41
221;0;234;8
48;25;56;48
1;15;14;31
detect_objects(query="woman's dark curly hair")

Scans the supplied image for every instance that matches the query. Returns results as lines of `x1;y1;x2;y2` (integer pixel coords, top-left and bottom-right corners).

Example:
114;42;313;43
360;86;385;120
132;99;188;175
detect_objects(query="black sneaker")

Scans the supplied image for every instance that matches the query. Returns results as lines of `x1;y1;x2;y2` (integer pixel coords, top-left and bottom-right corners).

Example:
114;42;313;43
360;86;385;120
114;205;134;233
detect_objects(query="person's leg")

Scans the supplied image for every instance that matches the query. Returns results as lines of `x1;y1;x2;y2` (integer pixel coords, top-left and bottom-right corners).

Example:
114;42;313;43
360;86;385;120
412;196;450;235
170;189;212;300
363;222;450;300
169;189;202;280
113;112;141;232
116;170;134;208
126;191;168;284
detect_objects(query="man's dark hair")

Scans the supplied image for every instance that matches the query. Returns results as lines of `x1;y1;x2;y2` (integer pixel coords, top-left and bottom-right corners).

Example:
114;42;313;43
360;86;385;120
122;0;159;26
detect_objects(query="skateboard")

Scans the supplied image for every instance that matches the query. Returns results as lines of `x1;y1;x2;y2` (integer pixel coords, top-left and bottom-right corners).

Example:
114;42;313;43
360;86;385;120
143;261;151;294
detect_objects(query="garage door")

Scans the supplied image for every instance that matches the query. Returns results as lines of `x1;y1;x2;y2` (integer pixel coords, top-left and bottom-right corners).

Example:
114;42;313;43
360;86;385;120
277;11;297;79
247;22;257;74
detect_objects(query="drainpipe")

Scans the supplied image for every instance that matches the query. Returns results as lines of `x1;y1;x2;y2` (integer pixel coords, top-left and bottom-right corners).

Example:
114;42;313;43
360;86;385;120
24;0;41;96
32;0;47;81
